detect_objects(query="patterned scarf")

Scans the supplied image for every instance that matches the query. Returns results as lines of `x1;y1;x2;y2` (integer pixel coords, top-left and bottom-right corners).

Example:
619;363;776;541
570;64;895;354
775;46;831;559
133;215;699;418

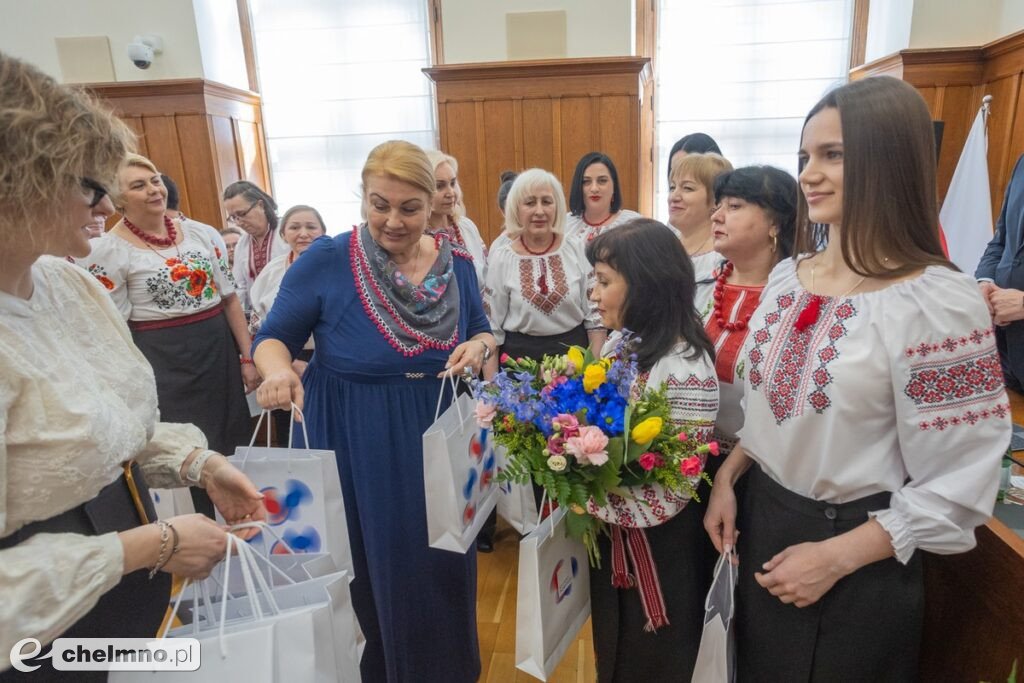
352;224;461;356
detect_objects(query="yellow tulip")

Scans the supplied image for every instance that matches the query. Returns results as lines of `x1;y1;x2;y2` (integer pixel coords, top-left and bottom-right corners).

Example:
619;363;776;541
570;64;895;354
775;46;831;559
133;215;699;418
631;416;663;445
566;346;585;372
583;363;607;393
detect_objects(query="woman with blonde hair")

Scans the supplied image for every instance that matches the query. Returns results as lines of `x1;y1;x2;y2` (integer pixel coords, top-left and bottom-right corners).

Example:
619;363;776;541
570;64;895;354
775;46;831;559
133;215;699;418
424;149;487;288
253;140;494;682
0;52;264;678
84;154;256;516
484;168;604;368
669;152;733;283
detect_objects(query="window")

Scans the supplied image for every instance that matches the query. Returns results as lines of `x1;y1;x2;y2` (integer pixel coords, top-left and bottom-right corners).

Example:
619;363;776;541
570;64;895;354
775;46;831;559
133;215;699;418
655;0;854;220
250;0;436;234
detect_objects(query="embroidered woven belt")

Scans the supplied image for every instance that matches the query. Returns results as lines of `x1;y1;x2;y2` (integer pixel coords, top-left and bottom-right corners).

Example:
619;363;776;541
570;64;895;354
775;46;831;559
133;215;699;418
128;303;224;331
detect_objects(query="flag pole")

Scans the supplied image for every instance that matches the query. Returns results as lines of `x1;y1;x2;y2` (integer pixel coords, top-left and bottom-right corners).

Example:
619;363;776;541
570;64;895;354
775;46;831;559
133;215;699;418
982;94;993;124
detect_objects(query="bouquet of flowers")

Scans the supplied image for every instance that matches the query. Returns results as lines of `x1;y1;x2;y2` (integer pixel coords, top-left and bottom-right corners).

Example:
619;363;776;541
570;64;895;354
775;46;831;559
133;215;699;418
473;335;718;565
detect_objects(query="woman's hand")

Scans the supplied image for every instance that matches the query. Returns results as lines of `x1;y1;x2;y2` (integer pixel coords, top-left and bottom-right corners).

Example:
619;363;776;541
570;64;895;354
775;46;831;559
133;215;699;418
754;541;844;608
201;455;266;539
703;476;739;563
241;362;262;393
441;340;486;378
257;369;304;414
161;514;229;579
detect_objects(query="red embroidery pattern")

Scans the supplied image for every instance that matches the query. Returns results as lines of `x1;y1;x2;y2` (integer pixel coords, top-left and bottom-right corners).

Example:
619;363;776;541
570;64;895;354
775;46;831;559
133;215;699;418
669;374;719;436
704;284;763;384
349;228;460;357
748;292;856;424
519;254;569;314
903;327;1006;430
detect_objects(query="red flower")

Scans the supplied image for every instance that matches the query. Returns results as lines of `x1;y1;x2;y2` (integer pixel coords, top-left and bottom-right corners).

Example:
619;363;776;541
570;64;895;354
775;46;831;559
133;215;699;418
679;456;702;477
170;265;189;281
638;452;663;471
165;258;180;266
187;269;207;297
97;275;114;291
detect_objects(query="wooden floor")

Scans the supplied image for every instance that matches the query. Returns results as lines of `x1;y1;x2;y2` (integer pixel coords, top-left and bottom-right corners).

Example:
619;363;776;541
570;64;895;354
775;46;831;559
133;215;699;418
476;521;597;682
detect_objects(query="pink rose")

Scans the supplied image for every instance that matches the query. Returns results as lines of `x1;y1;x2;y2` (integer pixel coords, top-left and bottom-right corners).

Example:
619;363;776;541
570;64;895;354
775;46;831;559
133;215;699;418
475;401;497;428
676;431;688;442
552;413;580;438
638;452;663;471
500;353;510;364
546;435;566;456
565;425;610;466
708;441;720;457
679;456;702;477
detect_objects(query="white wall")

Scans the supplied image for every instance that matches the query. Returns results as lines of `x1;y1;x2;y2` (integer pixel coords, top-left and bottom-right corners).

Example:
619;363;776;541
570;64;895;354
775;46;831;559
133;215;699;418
441;0;632;63
864;0;913;63
192;0;249;90
1000;0;1024;38
0;0;204;82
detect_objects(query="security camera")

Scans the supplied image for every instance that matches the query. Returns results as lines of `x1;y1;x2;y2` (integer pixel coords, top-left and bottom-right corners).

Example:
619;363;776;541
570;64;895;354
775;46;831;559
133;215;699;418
127;36;162;70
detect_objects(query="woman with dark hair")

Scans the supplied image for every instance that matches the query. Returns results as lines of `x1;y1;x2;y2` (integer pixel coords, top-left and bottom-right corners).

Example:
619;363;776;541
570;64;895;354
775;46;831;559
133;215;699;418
695;165;797;449
586;219;719;682
666;132;723;181
488;170;519;255
565;152;641;243
704;76;1010;681
223;180;288;313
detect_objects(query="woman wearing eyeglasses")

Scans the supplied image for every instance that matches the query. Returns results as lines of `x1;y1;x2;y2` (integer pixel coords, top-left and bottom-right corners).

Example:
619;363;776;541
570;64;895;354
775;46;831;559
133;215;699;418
84;155;257;516
222;181;289;315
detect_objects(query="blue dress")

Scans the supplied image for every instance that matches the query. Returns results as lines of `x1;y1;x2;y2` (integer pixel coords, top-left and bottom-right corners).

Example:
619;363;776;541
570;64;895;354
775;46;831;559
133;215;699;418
253;232;489;682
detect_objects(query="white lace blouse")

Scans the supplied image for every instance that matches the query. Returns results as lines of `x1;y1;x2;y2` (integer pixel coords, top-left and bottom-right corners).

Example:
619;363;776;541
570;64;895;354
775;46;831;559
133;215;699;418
484;237;601;346
564;209;643;243
736;257;1011;562
0;257;207;668
84;219;236;322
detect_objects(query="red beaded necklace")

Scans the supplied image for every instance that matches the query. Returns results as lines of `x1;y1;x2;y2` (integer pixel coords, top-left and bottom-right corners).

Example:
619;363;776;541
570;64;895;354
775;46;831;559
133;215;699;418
582;211;613;228
521;233;557;255
124;215;176;247
712;261;755;332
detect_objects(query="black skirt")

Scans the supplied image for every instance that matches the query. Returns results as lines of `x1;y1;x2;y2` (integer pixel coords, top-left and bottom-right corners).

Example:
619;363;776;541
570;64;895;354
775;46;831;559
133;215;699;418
501;323;589;363
590;499;714;683
131;308;251;515
0;465;171;682
735;465;923;682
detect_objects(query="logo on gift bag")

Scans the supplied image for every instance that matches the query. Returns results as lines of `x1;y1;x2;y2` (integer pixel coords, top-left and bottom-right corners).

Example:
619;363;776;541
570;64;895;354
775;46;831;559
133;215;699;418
480;448;495;491
468;430;485;463
262;480;314;525
549;557;580;604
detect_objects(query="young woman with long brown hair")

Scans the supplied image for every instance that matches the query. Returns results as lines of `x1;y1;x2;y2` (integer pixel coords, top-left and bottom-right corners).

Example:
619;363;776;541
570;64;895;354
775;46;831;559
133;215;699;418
703;76;1010;681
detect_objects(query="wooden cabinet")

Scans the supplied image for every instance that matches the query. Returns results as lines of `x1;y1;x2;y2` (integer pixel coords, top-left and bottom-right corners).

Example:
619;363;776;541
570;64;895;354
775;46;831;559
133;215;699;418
84;78;272;231
424;57;651;245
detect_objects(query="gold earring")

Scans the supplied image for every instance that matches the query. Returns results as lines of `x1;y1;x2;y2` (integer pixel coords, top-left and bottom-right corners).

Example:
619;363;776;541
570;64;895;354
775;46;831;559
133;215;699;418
770;233;778;253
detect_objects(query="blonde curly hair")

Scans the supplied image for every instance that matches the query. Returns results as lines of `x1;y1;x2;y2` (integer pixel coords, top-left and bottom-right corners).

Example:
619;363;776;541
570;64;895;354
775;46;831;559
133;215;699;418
0;51;135;245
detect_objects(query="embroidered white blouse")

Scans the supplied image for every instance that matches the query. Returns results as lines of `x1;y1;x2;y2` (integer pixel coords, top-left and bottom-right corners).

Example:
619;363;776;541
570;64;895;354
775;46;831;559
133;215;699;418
231;227;289;313
736;257;1011;562
455;216;487;289
84;219;235;322
0;257;207;667
248;252;314;351
564;209;643;243
690;250;724;286
485;237;601;346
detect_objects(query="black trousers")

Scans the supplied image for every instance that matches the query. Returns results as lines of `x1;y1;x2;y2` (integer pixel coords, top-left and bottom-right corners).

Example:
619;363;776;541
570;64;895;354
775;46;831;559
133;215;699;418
0;465;171;682
735;465;923;683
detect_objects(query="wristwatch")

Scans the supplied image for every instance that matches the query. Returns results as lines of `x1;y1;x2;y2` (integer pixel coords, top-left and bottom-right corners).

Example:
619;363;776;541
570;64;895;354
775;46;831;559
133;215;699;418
478;340;492;362
185;450;217;487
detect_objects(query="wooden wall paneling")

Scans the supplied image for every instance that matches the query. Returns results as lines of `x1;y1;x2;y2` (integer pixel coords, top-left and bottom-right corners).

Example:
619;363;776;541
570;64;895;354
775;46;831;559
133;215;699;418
472;100;489;241
211;115;241;197
140;116;187;197
1005;81;1024;208
598;95;636;211
481;99;518;242
551;98;564;184
123;116;148;158
512;98;525;170
175;113;220;225
521;98;555;172
559;97;592;186
984;74;1022;213
234;118;266;185
934;85;979;203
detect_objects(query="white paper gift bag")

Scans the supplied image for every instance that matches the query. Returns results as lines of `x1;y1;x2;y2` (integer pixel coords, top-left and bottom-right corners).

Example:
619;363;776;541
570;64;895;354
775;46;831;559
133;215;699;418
423;374;499;552
226;407;354;580
515;507;591;681
494;444;540;535
691;550;737;683
148;487;195;520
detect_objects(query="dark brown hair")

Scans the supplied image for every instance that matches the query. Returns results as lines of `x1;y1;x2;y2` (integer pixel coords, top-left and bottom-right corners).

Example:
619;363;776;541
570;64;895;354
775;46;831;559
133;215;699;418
795;76;952;278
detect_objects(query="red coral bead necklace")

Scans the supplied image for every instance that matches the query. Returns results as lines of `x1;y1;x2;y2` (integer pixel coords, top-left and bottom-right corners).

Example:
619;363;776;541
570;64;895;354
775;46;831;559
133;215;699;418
123;214;177;247
520;233;557;295
712;261;755;332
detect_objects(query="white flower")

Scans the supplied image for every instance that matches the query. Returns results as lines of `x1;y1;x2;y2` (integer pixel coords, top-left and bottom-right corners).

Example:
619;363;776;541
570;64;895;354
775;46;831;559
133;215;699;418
547;454;568;472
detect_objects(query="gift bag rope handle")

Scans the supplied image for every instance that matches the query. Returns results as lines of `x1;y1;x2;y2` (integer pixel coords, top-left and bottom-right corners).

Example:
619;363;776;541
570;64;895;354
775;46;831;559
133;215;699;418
705;547;737;614
228;521;301;587
240;402;311;469
533;488;558;541
433;369;467;424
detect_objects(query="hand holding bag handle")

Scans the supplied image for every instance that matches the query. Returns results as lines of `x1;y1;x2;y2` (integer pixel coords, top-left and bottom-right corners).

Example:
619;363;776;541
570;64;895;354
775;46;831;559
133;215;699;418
434;369;467;427
240;402;312;472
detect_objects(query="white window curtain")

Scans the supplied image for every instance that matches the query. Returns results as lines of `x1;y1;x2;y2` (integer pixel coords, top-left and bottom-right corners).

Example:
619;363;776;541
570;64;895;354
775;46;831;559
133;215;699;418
655;0;854;221
250;0;436;234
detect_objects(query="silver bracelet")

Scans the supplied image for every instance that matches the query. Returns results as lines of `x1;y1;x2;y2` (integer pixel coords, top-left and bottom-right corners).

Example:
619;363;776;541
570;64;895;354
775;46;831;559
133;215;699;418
148;521;171;580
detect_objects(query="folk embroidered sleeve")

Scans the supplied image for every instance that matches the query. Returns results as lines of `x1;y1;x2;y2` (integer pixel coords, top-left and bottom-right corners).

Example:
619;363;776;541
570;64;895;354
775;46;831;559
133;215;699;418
456;217;487;291
736;258;1010;561
484;239;596;347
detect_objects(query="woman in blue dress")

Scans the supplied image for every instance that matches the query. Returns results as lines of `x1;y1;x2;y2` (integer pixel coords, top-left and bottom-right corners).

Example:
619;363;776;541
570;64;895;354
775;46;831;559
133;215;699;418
252;140;495;682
